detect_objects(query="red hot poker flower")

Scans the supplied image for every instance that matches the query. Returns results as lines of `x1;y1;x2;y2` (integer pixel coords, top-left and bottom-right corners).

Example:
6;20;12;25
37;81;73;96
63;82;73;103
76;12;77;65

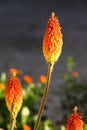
23;75;33;84
72;71;79;78
39;75;47;84
5;73;23;129
9;68;19;75
5;73;23;113
66;106;84;130
34;12;63;130
43;12;63;67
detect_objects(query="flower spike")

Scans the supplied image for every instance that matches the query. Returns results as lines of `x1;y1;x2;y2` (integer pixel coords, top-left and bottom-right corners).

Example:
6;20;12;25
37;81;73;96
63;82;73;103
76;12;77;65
5;73;23;130
43;12;63;67
66;106;84;130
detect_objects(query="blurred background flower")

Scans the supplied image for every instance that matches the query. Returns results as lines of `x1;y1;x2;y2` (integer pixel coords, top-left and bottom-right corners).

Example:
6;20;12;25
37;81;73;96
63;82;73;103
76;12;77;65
39;75;47;84
23;124;32;130
23;75;33;84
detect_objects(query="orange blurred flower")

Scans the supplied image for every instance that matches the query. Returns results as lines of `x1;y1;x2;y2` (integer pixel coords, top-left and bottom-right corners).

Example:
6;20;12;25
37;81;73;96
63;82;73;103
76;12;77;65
5;73;23;117
43;12;63;66
23;124;32;130
9;68;19;75
72;71;79;78
0;83;4;90
39;75;47;84
23;75;33;84
66;106;84;130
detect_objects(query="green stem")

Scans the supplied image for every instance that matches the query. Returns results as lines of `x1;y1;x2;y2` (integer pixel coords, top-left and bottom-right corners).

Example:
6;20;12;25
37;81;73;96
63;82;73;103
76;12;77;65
34;63;53;130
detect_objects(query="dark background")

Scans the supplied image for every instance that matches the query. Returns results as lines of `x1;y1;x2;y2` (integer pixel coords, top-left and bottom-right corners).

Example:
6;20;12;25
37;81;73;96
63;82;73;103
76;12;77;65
0;0;87;121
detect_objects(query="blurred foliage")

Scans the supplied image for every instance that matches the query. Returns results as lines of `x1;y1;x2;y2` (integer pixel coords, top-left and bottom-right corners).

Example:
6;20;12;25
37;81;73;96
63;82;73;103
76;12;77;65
61;56;87;128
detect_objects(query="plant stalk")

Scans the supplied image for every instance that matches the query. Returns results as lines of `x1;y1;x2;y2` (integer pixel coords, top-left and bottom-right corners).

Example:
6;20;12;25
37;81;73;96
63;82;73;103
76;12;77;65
34;63;53;130
10;112;16;130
